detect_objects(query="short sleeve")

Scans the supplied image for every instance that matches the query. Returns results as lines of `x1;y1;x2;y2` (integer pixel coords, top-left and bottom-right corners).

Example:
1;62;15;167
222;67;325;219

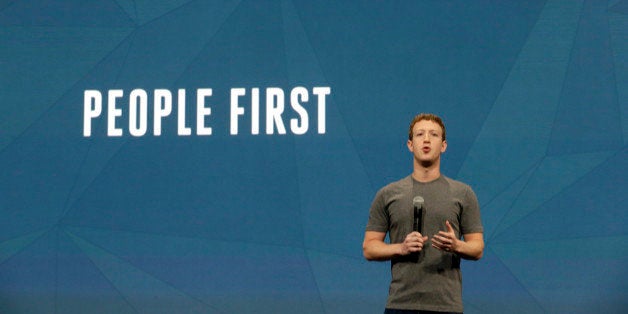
365;189;389;233
460;186;483;235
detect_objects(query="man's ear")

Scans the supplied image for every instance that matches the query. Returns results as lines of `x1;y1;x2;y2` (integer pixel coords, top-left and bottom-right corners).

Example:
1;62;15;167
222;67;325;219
407;139;413;152
441;140;447;153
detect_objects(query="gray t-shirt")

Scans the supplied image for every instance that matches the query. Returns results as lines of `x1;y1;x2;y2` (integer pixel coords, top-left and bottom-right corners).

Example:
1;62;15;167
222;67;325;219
366;175;483;312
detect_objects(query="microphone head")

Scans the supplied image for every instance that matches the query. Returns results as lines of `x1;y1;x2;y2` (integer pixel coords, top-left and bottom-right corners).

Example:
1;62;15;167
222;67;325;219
413;196;424;207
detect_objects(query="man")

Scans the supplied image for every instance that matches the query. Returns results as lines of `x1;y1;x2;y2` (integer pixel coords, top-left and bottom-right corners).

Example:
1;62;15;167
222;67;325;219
363;113;484;314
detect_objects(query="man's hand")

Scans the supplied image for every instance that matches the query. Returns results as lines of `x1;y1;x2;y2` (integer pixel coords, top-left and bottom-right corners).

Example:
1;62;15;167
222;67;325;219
431;220;459;253
363;231;429;261
431;220;485;260
401;231;429;255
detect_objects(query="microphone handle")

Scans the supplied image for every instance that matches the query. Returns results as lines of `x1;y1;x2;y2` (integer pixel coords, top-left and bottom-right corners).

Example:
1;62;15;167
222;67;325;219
414;206;422;233
411;206;423;263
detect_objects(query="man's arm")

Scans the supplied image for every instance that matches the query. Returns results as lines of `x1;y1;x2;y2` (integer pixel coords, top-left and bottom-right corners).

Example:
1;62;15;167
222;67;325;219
362;231;428;261
431;220;484;260
457;232;484;260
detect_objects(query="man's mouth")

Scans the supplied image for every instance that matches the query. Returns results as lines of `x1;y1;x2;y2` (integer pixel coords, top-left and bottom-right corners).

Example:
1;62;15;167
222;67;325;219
422;147;431;153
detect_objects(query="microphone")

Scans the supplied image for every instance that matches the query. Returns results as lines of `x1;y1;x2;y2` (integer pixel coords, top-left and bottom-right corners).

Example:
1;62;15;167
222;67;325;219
413;196;424;233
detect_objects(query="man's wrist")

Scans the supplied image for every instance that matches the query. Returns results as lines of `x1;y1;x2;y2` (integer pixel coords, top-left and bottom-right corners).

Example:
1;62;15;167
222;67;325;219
394;243;406;256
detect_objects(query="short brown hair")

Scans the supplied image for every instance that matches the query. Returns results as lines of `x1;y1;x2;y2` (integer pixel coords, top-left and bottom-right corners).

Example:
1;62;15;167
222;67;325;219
408;113;446;141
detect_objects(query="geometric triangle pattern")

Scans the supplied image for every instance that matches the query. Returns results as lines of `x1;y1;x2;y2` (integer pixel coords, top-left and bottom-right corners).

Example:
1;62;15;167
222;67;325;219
1;1;627;313
66;226;325;313
491;236;628;313
490;151;614;238
457;0;584;203
114;0;198;26
0;26;134;151
0;229;46;264
462;248;546;314
66;230;218;313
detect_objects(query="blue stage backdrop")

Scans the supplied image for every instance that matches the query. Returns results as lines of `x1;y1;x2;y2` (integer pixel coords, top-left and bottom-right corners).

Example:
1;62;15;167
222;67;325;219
1;1;627;313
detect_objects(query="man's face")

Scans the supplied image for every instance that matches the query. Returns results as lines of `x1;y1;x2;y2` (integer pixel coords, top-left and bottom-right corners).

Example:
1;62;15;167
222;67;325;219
407;119;447;165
